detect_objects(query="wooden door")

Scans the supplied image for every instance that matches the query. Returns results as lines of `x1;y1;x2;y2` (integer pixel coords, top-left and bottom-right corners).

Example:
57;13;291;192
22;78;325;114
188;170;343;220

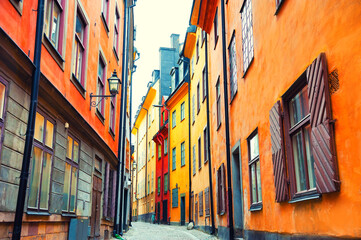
162;200;167;224
91;176;102;239
180;196;185;226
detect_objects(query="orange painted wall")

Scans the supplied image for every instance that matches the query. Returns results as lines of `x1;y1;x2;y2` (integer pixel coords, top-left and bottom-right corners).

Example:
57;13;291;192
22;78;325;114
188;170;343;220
0;0;124;155
220;0;361;238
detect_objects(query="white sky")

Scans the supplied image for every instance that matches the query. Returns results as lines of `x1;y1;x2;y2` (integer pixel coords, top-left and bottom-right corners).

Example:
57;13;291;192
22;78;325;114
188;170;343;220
131;0;193;124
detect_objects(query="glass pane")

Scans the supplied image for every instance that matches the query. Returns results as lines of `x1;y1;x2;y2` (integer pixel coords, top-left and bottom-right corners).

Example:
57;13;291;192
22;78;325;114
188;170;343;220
40;152;52;209
250;133;259;160
67;136;73;159
304;126;316;189
45;120;54;148
251;163;257;203
34;112;44;142
44;0;52;37
292;131;307;192
73;140;79;163
76;44;83;80
75;15;84;41
70;167;77;213
28;147;42;208
98;59;104;79
256;160;262;202
51;3;61;48
289;86;309;127
62;163;71;211
0;82;6;119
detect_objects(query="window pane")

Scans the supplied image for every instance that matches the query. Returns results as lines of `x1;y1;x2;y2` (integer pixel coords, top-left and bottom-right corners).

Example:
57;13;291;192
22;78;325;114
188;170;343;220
292;131;307;192
67;136;73;159
62;163;71;211
51;3;61;48
45;0;52;38
289;86;309;127
164;139;167;154
28;147;42;208
304;126;316;189
250;133;259;160
0;82;6;119
34;112;44;142
73;140;79;163
40;152;52;209
45;120;54;148
158;144;161;159
75;15;84;41
70;167;77;213
256;160;262;202
251;163;257;203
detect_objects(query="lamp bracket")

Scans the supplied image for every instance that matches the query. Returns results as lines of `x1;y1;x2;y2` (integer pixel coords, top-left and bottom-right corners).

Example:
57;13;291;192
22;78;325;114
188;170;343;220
90;93;115;108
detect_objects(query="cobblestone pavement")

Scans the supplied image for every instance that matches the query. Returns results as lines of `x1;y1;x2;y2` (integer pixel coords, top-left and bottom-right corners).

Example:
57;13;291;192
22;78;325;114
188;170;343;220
119;222;219;240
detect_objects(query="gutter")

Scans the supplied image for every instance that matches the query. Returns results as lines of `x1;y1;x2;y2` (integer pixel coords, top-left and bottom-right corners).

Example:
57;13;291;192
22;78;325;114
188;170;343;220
220;0;234;239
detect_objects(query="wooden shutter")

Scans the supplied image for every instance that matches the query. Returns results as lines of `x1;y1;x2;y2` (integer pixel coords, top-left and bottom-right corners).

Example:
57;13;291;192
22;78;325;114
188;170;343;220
199;191;203;216
204;187;209;216
221;163;226;214
306;53;339;193
111;170;117;218
103;162;110;217
269;101;289;202
217;168;221;214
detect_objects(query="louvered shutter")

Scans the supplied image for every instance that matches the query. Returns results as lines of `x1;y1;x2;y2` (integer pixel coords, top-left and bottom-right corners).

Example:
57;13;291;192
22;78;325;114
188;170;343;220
306;53;339;193
103;163;110;217
199;191;203;216
220;163;226;214
111;170;117;218
269;101;289;202
217;168;221;214
204;187;209;216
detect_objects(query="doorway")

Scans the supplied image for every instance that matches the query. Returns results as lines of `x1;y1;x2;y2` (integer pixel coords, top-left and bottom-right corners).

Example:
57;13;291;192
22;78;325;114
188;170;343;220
91;176;102;239
180;196;185;225
162;200;167;224
232;144;244;238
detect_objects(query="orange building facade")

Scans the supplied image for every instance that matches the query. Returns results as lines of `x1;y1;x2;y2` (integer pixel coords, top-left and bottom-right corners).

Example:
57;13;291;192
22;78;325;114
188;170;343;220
191;0;361;239
0;0;134;239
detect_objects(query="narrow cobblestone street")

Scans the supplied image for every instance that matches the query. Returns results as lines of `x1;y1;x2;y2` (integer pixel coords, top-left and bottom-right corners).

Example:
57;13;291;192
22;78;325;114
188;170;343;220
121;222;218;240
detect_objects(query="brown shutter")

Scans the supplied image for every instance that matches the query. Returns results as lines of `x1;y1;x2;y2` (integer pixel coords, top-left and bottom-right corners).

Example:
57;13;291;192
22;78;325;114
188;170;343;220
269;101;289;202
205;187;209;216
217;168;221;214
221;163;226;213
306;53;339;193
103;162;110;217
199;191;203;216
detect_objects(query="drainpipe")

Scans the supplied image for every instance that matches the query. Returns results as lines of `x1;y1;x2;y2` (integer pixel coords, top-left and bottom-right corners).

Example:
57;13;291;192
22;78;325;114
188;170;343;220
204;34;215;234
187;68;192;224
134;127;139;221
129;69;134;227
220;0;234;239
142;107;149;221
12;0;45;239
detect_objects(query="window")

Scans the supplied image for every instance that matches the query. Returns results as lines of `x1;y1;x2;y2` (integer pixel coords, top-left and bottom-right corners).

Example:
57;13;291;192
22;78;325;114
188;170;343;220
181;142;185;167
97;55;106;117
241;0;254;74
248;130;262;210
0;78;8;156
148;112;152;128
152;142;155;157
198;137;202;170
191;57;194;77
157;177;161;195
199;191;203;217
172;110;176;128
202;67;207;101
196;38;199;62
147;174;150;195
180;102;185;121
204;187;210;216
101;0;109;29
44;0;65;53
216;78;221;128
214;8;219;47
164;173;168;194
62;134;79;214
151;172;154;193
148;142;151;161
164;138;168;155
172;188;178;207
203;127;208;163
72;10;87;87
275;0;285;14
229;34;237;100
201;30;206;46
172;147;176;170
28;111;55;211
217;163;226;215
103;162;116;218
114;8;120;55
193;145;196;175
197;83;200;114
158;144;161;159
109;97;116;134
192;95;195;124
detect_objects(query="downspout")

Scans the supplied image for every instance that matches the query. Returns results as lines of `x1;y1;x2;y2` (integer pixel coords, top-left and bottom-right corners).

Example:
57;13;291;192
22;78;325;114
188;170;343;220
129;69;134;227
220;0;234;239
187;71;192;224
205;34;215;234
134;127;139;221
165;106;170;224
12;0;45;239
118;0;132;235
142;107;149;221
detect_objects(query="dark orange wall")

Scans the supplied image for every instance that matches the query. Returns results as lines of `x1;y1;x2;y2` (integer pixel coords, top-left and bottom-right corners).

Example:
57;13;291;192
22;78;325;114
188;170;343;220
221;0;361;238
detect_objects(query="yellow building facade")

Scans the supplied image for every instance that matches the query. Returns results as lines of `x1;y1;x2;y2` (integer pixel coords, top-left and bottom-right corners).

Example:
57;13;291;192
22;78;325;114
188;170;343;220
166;81;190;225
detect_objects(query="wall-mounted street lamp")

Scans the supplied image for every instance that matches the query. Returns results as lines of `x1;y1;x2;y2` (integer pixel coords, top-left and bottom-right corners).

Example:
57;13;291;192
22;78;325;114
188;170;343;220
90;70;121;108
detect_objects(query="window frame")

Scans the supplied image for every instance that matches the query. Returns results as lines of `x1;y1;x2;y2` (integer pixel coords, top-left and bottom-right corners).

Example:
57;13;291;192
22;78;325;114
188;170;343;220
172;147;176;171
275;0;285;15
213;8;219;48
0;77;9;158
157;176;161;195
180;102;185;121
109;96;116;136
164;173;168;194
181;142;185;167
113;7;120;58
164;138;168;155
203;127;208;163
240;0;254;76
172;110;176;128
198;136;202;170
101;0;110;32
96;54;106;119
197;82;200;114
228;32;238;101
202;66;207;102
216;77;221;129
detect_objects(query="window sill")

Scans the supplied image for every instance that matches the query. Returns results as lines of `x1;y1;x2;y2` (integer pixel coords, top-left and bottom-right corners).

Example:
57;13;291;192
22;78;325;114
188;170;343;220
70;74;86;98
26;211;51;216
43;34;65;70
214;36;219;50
109;127;115;140
202;96;206;103
216;122;221;131
249;202;263;212
96;109;105;125
229;90;238;105
274;0;285;15
181;164;185;168
180;118;185;122
242;57;254;79
101;13;110;35
62;213;77;217
289;190;321;204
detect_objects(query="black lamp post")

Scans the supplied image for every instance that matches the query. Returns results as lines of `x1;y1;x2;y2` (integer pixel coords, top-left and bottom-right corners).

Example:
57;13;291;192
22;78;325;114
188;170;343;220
90;70;121;108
